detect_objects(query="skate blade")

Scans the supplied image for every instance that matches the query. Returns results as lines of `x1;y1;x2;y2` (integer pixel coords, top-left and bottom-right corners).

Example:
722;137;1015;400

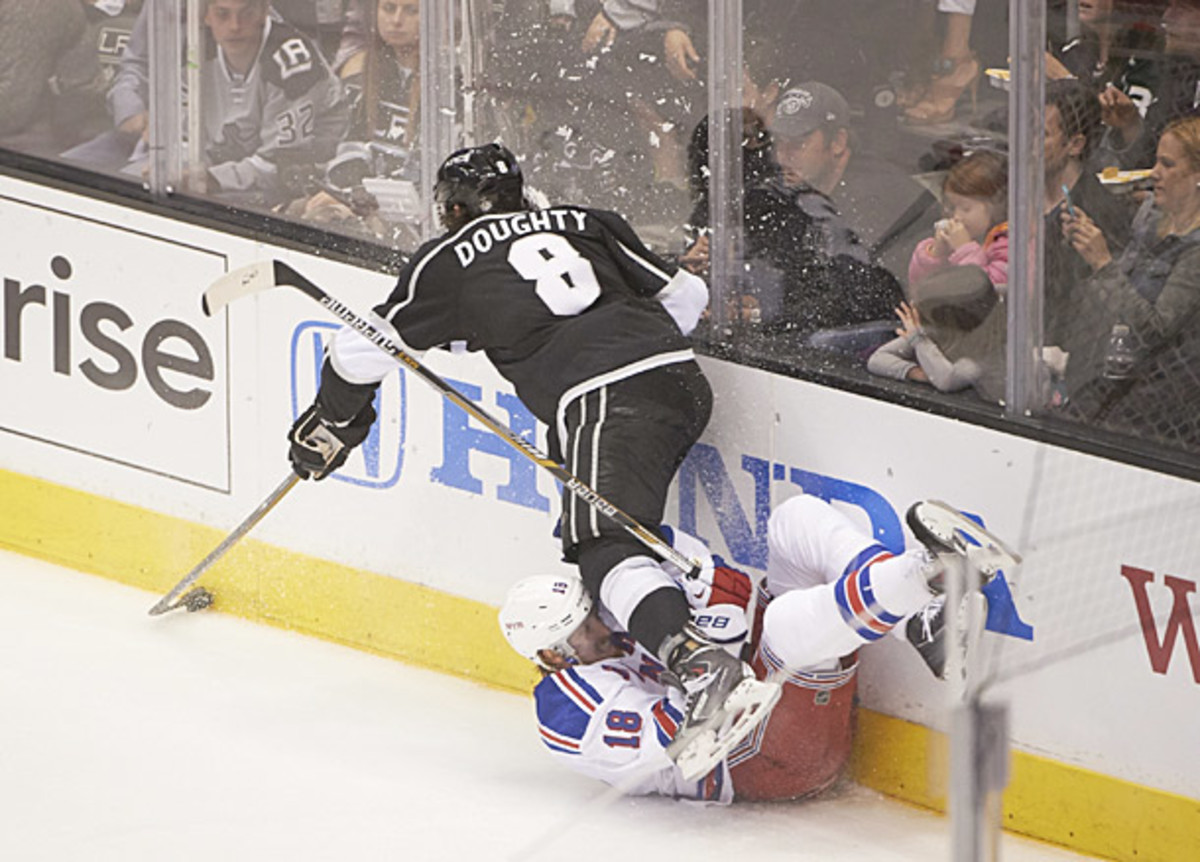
667;677;782;782
926;501;1022;576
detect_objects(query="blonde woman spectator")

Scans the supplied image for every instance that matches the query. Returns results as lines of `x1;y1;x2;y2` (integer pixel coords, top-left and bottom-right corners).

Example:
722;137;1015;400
1059;115;1200;448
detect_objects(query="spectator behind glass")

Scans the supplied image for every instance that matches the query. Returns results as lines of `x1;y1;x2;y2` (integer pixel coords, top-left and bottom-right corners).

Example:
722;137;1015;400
1046;0;1161;118
1099;0;1200;169
868;265;1070;408
1043;78;1134;346
735;83;902;337
682;107;776;238
0;0;115;153
908;149;1008;294
1057;114;1200;450
561;0;705;193
61;0;349;208
899;0;981;126
868;266;1001;399
290;0;421;245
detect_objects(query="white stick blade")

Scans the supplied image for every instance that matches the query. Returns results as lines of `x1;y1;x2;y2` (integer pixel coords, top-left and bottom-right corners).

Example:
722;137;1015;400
202;260;278;316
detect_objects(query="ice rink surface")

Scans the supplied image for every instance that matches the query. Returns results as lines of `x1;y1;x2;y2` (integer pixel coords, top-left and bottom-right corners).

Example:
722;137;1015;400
0;550;1095;862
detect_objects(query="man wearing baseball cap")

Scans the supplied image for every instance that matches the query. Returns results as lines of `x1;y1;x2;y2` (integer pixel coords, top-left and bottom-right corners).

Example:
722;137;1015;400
735;80;903;337
770;82;853;197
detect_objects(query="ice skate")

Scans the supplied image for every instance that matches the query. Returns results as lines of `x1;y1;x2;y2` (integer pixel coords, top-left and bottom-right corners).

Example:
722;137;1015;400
906;500;1022;592
661;624;782;781
906;595;947;679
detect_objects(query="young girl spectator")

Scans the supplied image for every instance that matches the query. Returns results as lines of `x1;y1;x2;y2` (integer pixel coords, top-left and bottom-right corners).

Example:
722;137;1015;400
867;266;1002;397
866;265;1071;405
908;149;1009;294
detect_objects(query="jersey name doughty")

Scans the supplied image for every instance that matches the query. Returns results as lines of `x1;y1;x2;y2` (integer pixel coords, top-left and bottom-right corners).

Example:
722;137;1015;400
377;205;694;425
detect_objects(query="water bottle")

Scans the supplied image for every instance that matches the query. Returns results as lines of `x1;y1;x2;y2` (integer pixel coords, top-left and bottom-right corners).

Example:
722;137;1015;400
1104;324;1136;380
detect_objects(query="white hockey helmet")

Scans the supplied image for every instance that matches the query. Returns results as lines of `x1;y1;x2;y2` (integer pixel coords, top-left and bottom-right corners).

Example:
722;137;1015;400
498;574;593;670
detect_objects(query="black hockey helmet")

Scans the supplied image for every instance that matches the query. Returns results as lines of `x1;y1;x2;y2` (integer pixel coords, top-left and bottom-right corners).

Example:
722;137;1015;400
434;143;525;231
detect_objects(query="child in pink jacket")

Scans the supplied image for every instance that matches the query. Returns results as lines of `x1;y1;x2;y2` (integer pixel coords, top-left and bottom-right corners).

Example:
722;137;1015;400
909;150;1008;293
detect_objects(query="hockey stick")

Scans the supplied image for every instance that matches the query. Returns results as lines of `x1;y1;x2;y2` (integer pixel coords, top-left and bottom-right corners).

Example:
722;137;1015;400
147;472;301;616
202;260;704;579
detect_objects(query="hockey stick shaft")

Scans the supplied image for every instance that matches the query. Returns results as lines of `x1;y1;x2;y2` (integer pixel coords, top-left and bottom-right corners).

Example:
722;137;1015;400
147;472;300;615
203;260;702;578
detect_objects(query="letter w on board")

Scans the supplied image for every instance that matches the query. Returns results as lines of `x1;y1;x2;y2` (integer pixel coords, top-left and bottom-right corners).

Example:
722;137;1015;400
1121;565;1200;683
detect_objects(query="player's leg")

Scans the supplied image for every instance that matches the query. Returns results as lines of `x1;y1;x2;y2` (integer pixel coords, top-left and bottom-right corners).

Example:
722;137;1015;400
561;363;776;777
765;493;904;593
759;494;942;671
561;361;713;659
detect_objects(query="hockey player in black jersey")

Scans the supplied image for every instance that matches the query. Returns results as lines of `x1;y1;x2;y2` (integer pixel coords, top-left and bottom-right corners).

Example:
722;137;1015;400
288;142;779;776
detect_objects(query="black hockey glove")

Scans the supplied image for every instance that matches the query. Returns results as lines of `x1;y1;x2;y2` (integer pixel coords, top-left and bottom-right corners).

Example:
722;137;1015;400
288;400;376;480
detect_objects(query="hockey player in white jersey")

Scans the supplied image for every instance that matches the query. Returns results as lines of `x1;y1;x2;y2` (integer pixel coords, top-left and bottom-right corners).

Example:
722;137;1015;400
498;495;1020;801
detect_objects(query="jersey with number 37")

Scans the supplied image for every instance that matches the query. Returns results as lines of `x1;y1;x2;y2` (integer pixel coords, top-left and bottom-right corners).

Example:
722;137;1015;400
376;206;696;425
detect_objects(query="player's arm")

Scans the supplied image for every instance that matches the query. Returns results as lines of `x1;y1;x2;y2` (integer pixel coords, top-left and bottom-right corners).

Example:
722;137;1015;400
589;209;709;334
288;283;423;481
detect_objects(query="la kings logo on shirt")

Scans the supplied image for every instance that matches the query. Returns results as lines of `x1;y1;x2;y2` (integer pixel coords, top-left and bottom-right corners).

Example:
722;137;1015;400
273;37;313;80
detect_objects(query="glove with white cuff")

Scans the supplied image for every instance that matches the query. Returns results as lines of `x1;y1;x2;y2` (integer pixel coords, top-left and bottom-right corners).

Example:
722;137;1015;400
660;526;754;611
288;399;376;480
655;269;709;336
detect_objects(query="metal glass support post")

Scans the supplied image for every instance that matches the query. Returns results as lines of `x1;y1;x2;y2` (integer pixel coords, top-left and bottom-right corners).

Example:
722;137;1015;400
186;0;205;194
951;699;1012;862
706;0;744;335
420;0;460;239
1005;0;1047;416
147;0;184;196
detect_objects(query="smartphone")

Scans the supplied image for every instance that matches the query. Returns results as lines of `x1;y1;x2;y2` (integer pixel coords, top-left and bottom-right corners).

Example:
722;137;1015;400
1062;183;1077;218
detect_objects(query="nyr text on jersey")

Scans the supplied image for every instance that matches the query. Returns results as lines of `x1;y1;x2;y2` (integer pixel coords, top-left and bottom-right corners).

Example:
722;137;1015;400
454;209;589;268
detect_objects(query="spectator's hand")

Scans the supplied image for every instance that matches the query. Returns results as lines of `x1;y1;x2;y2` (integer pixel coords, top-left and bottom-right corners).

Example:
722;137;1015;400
742;66;781;114
738;294;761;324
1099;85;1140;142
895;301;922;338
930;220;953;257
581;11;617;52
1061;207;1113;272
679;233;710;275
303;190;357;224
940;218;973;252
663;29;700;82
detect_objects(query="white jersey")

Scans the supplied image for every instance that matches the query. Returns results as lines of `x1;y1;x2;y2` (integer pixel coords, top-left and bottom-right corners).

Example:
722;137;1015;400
530;526;747;803
531;633;734;803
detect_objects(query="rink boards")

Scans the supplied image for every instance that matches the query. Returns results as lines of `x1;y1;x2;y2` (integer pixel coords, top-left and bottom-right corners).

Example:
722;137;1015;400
1;174;1197;861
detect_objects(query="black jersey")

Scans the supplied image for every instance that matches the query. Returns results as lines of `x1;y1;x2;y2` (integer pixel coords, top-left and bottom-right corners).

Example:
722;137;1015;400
375;206;694;424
